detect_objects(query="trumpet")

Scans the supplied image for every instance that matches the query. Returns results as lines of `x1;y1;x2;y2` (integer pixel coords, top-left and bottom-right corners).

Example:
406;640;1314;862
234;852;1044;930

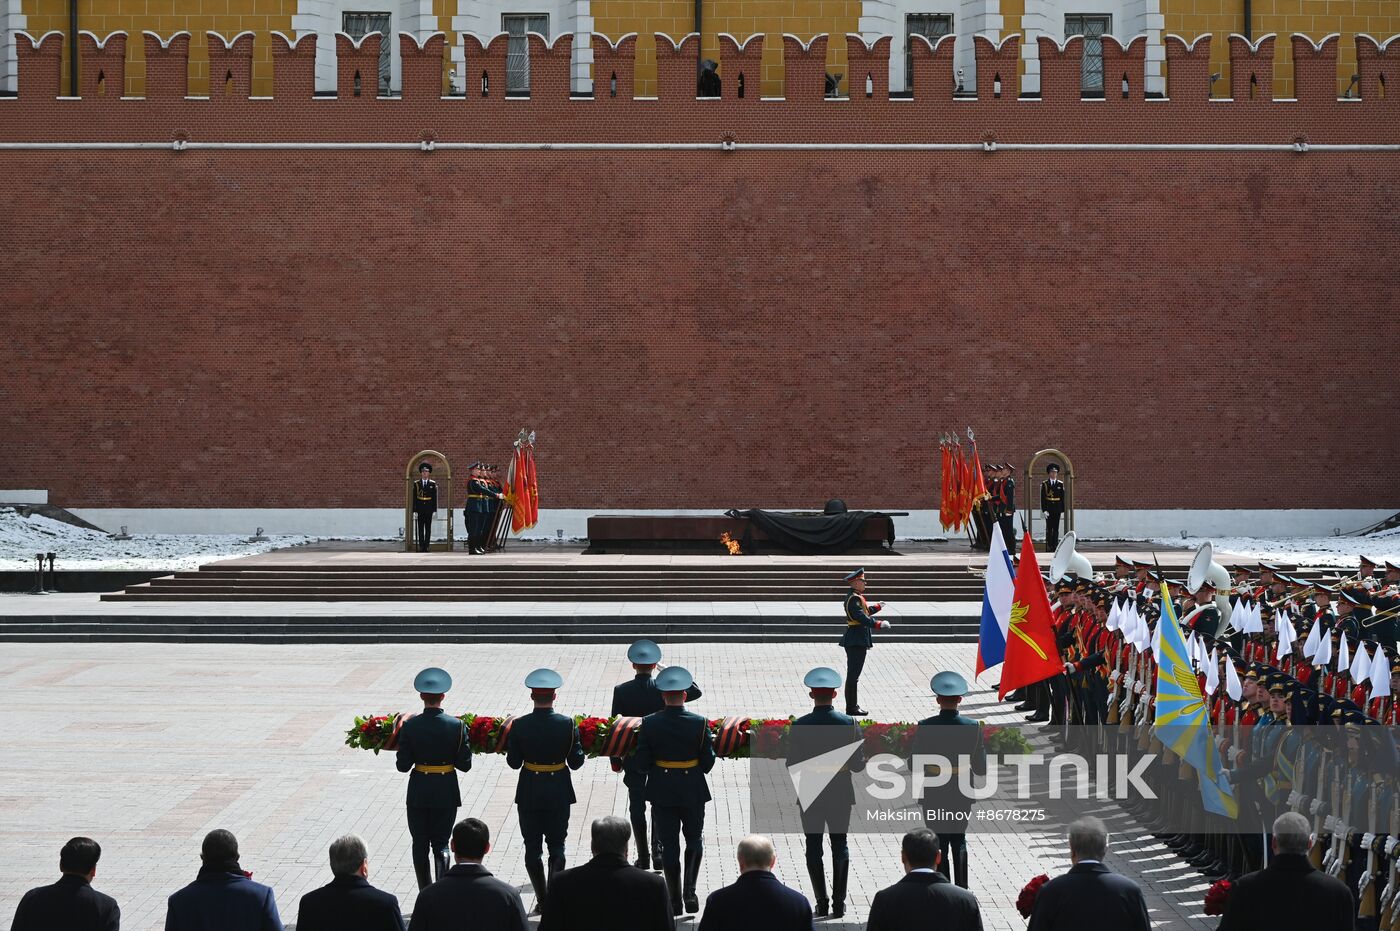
1265;586;1322;610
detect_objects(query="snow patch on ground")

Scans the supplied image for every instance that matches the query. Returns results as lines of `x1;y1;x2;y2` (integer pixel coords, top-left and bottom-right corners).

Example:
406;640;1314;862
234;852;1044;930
0;508;383;571
1153;527;1400;567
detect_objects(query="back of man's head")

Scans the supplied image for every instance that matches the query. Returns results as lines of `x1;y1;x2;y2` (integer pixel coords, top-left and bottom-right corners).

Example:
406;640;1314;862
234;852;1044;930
1272;812;1312;856
201;829;240;866
329;835;368;877
59;837;102;877
452;818;490;862
590;816;631;859
1067;817;1108;863
901;829;939;870
736;835;776;874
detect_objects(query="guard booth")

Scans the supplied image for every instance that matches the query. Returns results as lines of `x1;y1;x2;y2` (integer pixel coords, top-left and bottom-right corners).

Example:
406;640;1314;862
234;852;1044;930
1021;448;1075;545
403;450;455;552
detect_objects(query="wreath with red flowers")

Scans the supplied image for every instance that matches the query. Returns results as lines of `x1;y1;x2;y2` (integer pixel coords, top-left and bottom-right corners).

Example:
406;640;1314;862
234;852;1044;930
1016;873;1050;919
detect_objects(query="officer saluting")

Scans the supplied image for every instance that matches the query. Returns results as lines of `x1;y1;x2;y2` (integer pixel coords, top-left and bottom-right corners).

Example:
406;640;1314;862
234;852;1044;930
394;667;472;889
841;568;890;717
791;666;865;918
505;668;586;915
632;666;716;916
914;670;985;889
1040;463;1065;551
412;462;438;552
610;639;702;871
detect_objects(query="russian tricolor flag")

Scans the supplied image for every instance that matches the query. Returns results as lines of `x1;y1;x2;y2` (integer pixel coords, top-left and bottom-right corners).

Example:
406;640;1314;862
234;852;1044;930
974;522;1015;678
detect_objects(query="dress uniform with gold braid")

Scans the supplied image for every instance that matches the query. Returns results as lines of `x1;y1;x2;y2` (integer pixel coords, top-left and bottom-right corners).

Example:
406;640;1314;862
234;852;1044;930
610;639;702;872
412;462;438;552
505;667;586;915
632;665;716;917
394;667;472;889
1040;463;1065;550
464;462;501;554
840;568;887;717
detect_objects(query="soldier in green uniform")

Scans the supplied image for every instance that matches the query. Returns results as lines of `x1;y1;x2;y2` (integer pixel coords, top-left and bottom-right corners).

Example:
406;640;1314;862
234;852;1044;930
913;670;985;889
505;667;587;915
394;667;473;889
790;666;865;918
841;568;889;717
464;461;504;554
412;462;438;552
632;666;716;916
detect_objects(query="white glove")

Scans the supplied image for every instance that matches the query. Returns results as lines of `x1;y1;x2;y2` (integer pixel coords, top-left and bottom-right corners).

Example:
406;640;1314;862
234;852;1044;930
1359;872;1373;896
1322;847;1336;870
1311;799;1323;815
1328;857;1345;878
1363;833;1376;851
876;619;890;630
1109;670;1120;683
1287;790;1301;808
1386;837;1398;857
1133;681;1146;694
1324;815;1339;832
1119;696;1132;714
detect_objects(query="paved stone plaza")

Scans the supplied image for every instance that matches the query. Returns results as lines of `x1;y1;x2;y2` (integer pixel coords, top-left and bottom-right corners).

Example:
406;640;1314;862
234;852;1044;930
0;642;1214;929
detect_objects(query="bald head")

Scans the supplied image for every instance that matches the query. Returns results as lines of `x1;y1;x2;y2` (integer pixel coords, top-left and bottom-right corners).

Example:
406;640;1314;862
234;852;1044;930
736;835;776;874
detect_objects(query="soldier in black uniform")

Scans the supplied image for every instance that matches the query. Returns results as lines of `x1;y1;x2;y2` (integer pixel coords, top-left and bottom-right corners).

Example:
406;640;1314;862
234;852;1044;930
412;462;438;552
632;666;716;916
505;667;587;916
995;463;1018;554
394;667;473;889
610;639;702;871
790;666;865;918
913;670;985;889
840;568;889;717
464;462;504;555
1040;463;1065;551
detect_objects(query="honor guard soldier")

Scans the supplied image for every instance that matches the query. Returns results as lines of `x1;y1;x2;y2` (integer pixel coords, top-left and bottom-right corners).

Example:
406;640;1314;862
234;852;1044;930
790;666;865;918
995;464;1017;555
464;462;504;555
914;671;986;889
632;666;716;916
610;639;702;871
1040;464;1065;551
412;462;438;552
505;668;587;915
841;568;890;717
395;667;473;889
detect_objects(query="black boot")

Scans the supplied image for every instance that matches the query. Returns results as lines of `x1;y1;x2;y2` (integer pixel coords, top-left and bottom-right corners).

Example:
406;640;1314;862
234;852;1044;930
682;846;702;914
664;865;683;916
845;681;867;717
650;815;664;872
806;861;829;918
413;846;432;891
952;845;969;889
433;848;450;883
525;858;548;916
633;818;651;871
832;856;849;918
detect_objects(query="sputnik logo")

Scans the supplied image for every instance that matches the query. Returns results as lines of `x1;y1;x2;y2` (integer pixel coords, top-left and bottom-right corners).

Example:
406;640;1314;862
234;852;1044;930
787;739;865;811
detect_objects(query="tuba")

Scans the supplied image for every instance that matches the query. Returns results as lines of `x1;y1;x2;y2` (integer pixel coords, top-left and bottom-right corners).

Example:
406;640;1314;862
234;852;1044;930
1050;531;1095;583
1187;541;1233;636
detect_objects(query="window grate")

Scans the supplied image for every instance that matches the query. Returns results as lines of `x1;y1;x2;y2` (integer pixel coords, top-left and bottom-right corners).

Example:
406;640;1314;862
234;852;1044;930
905;13;953;93
1064;14;1110;93
342;12;392;93
504;14;549;94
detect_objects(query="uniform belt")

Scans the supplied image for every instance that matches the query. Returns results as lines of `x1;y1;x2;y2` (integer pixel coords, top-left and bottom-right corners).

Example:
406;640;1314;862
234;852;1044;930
468;494;491;499
524;761;566;773
846;620;863;627
657;759;699;769
415;764;455;774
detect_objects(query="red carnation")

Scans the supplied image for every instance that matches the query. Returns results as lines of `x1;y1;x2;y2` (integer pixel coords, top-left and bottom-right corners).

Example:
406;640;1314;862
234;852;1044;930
1016;874;1050;919
1204;878;1232;916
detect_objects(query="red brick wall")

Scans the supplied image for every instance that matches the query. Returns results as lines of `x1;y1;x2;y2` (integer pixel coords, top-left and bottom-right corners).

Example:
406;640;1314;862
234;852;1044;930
2;32;1398;511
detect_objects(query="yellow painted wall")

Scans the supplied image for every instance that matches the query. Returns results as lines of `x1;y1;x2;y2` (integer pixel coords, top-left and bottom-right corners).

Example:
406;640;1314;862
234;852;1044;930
1163;0;1400;99
22;0;297;97
592;0;863;97
999;0;1024;79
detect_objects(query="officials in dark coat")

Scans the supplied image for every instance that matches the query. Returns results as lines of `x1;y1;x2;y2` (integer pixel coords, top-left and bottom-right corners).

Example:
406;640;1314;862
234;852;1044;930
540;816;675;931
1026;817;1149;931
164;829;283;931
697;835;813;931
1217;812;1355;931
610;639;703;871
633;665;716;916
395;667;473;889
789;666;864;918
866;829;983;931
294;835;404;931
408;819;528;931
11;837;120;931
505;667;587;914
